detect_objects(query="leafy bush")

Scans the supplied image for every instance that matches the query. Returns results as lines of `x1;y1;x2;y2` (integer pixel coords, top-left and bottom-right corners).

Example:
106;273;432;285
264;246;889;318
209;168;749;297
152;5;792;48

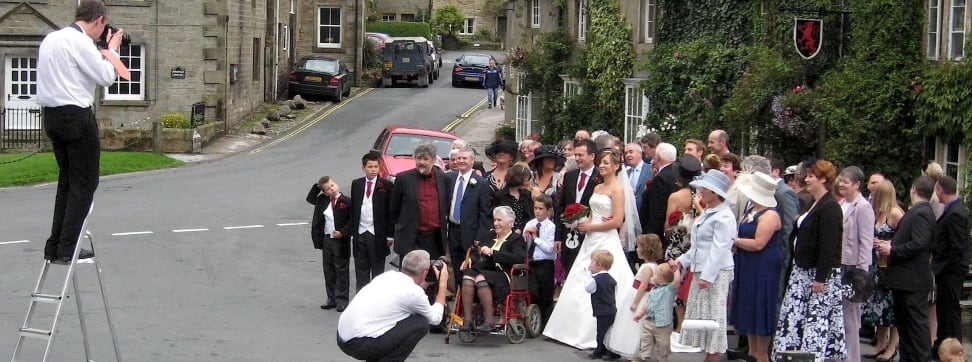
431;6;463;36
362;37;382;70
366;21;432;39
474;29;493;42
161;113;191;129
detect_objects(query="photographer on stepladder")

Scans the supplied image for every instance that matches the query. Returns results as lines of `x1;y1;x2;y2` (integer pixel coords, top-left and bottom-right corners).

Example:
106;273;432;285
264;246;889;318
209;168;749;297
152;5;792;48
337;249;450;362
37;0;129;264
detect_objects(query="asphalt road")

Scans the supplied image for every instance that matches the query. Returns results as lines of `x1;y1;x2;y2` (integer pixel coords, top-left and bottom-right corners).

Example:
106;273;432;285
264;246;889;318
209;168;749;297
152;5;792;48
0;50;727;361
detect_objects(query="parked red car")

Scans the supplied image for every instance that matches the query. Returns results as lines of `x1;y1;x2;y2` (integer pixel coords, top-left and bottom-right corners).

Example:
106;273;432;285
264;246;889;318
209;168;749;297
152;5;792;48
372;125;459;180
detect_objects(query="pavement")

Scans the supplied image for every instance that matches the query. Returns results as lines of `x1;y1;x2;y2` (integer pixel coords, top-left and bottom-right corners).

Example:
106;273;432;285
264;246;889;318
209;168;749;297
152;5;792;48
166;88;506;164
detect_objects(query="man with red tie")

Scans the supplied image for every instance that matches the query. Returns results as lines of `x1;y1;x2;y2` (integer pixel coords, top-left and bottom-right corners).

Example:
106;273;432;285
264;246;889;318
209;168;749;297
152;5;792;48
346;151;394;292
555;138;600;274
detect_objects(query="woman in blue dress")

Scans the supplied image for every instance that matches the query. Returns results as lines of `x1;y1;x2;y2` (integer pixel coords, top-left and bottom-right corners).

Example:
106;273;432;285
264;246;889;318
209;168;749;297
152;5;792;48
730;172;782;362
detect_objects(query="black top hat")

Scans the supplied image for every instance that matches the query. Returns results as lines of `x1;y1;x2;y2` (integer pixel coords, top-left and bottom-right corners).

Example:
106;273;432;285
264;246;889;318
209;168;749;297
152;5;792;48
529;145;565;171
675;155;702;186
485;140;519;161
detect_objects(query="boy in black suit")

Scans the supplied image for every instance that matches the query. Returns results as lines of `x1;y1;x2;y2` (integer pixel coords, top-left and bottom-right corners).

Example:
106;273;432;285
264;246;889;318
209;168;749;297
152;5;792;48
586;250;620;360
346;152;394;292
307;176;352;311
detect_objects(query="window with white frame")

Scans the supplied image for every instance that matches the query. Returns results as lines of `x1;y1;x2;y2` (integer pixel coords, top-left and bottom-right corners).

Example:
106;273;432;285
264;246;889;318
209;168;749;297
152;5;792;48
950;0;966;59
945;140;961;180
515;74;538;141
401;13;416;21
317;7;341;48
282;24;289;51
104;44;144;101
578;0;588;42
460;18;474;34
929;0;942;59
563;79;581;97
644;0;656;43
623;82;648;143
382;13;396;21
290;0;295;14
531;0;541;28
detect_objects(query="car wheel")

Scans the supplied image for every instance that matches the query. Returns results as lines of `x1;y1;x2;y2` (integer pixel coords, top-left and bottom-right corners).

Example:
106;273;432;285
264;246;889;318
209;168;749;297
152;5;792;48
428;72;434;85
333;90;343;103
343;85;351;97
452;80;460;87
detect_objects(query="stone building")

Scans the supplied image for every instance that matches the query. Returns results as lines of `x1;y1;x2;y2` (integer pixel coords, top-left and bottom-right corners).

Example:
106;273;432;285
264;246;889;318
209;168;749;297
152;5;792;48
0;0;364;147
372;0;505;41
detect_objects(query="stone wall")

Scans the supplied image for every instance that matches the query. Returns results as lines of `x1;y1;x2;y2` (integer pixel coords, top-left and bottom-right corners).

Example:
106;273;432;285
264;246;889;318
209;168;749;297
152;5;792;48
99;122;225;153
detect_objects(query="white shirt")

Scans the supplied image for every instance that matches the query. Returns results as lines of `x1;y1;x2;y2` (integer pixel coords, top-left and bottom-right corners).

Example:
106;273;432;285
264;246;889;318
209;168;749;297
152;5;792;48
585;270;607;294
358;178;376;235
323;193;340;236
625;161;644;190
449;171;472;223
576;166;595;202
37;25;118;108
337;271;445;341
527;217;557;261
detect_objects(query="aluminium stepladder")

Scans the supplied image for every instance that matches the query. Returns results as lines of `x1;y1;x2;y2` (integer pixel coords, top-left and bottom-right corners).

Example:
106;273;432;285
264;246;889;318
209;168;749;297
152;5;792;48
12;206;122;362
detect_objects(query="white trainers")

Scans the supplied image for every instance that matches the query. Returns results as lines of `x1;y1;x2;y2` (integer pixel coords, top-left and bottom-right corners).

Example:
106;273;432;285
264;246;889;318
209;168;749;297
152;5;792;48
669;331;703;353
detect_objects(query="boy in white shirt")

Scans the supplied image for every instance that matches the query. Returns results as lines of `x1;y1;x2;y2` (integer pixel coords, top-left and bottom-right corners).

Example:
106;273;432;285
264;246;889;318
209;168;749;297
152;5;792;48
524;194;556;324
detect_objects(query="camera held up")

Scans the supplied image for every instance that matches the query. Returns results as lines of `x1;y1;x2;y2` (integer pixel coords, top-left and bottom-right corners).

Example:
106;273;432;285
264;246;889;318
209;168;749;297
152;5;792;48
98;25;131;49
425;257;447;283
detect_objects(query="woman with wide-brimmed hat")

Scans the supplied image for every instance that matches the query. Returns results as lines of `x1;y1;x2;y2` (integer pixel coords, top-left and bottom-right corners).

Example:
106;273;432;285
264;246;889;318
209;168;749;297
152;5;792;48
731;171;783;362
668;169;736;361
484;140;519;194
529;144;565;199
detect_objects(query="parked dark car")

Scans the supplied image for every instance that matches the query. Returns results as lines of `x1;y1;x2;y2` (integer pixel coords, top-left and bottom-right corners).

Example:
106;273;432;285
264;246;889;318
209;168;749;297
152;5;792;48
451;53;494;88
381;39;433;88
288;56;353;103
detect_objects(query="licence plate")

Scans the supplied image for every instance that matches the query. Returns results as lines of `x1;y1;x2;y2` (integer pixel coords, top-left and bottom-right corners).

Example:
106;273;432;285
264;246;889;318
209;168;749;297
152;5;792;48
402;57;410;63
304;75;322;82
465;76;479;82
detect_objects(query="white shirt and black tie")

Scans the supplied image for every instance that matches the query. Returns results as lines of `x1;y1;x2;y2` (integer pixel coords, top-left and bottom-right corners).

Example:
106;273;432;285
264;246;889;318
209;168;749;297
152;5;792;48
528;218;557;261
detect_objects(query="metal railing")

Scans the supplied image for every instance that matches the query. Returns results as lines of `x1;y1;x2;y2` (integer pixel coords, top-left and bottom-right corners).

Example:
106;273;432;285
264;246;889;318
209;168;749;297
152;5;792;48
1;107;46;150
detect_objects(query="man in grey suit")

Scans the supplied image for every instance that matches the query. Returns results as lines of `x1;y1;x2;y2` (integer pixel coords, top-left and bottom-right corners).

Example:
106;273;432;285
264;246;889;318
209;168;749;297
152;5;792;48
445;146;492;285
876;176;936;362
623;142;651;271
388;143;452;263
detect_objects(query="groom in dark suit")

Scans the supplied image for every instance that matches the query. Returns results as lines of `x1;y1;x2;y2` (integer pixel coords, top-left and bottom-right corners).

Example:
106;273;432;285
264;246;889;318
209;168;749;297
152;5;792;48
388;143;452;262
555;138;600;274
931;176;969;355
446;146;492;283
877;176;936;362
345;151;394;292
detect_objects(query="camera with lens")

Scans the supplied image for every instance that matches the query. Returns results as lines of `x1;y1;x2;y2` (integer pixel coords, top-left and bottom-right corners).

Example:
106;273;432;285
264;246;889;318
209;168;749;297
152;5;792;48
98;25;131;50
425;257;447;283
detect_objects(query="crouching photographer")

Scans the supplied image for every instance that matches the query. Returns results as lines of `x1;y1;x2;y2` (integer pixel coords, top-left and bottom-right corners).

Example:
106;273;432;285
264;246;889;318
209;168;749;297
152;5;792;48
337;250;449;361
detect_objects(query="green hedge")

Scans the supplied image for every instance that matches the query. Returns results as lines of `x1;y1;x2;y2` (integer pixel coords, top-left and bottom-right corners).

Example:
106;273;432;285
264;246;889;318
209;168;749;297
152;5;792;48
366;22;432;39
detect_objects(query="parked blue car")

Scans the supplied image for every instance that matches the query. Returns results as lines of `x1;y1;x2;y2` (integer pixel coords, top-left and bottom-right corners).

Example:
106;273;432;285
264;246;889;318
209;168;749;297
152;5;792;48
451;53;494;88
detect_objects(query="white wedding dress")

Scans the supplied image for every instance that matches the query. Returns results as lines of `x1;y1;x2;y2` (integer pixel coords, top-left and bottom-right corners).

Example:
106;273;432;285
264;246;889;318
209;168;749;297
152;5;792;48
543;193;640;355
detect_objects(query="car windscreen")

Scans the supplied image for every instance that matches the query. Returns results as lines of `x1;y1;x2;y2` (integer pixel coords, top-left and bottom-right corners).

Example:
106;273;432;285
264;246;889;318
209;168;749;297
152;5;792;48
462;55;491;66
386;133;455;159
300;59;338;74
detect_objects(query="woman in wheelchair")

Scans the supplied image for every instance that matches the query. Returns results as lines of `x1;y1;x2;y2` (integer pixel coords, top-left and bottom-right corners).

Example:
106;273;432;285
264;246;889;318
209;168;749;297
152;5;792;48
459;206;529;332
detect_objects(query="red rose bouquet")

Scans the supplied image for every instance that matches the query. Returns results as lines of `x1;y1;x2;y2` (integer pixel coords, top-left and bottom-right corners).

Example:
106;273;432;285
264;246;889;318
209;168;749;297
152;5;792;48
667;210;683;226
560;203;591;229
667;210;694;235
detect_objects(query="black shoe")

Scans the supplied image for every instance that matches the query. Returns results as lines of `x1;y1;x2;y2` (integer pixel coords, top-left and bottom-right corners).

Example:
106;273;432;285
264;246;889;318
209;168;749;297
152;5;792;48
459;323;473;332
336;305;346;312
488;105;492;109
864;348;887;359
78;249;94;259
875;349;897;362
476;324;494;333
588;352;604;360
601;353;620;361
321;302;336;310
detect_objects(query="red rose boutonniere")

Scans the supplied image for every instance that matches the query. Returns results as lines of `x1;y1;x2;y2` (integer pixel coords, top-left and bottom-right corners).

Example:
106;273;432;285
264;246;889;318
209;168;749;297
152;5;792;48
645;179;653;189
375;180;386;193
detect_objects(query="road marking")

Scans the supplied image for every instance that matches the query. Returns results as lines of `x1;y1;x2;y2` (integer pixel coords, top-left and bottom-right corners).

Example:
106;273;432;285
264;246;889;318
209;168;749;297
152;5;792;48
172;228;210;233
0;240;29;245
112;231;154;236
248;88;374;155
443;96;488;132
276;222;308;226
223;225;264;230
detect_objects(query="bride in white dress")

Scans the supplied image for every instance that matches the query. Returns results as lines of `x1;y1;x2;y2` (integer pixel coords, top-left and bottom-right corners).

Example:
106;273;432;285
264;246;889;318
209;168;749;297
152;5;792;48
543;149;642;356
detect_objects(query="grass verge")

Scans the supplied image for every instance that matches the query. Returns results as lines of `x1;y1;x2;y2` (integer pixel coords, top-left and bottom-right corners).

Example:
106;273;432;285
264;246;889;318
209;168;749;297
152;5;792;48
0;151;183;188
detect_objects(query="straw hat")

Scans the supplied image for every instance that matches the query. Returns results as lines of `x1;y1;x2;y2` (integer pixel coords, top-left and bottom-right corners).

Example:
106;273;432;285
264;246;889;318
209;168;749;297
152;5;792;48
690;169;731;200
736;171;778;207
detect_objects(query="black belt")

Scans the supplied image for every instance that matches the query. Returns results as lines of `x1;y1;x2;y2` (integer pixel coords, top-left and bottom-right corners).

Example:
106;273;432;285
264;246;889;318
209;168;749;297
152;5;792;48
43;105;90;111
530;259;554;264
417;229;437;235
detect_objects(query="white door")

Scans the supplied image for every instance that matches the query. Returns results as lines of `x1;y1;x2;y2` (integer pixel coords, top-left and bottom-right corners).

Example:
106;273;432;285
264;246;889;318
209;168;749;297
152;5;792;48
4;56;41;130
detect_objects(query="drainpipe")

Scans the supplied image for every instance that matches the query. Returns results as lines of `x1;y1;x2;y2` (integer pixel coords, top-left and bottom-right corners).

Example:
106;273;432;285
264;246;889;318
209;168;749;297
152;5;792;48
274;0;279;98
355;0;362;86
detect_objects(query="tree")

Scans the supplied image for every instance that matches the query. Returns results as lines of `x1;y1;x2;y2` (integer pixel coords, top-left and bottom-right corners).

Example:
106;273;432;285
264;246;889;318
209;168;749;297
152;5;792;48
431;5;464;36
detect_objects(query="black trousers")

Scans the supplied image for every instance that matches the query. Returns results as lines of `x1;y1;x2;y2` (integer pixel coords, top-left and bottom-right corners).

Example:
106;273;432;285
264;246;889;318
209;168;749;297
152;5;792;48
528;259;555;324
43;105;100;259
353;231;386;292
415;230;445;260
624;250;639;274
891;288;930;362
322;236;351;307
337;314;428;362
593;314;616;356
933;271;963;354
447;223;467;289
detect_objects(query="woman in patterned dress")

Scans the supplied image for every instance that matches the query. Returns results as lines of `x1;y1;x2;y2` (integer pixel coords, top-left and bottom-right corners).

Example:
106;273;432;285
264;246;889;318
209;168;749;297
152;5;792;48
862;180;904;361
772;159;847;361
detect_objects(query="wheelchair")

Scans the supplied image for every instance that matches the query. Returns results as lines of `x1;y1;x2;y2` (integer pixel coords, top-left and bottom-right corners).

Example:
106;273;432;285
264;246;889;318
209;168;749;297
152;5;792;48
446;262;543;344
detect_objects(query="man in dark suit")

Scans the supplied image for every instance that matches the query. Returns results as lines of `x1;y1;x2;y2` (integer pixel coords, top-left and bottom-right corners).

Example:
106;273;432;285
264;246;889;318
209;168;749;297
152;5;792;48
877;176;936;362
555;138;600;274
445;146;492;284
345;152;394;292
931;176;969;355
388;142;452;262
307;176;352;311
639;143;678;248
